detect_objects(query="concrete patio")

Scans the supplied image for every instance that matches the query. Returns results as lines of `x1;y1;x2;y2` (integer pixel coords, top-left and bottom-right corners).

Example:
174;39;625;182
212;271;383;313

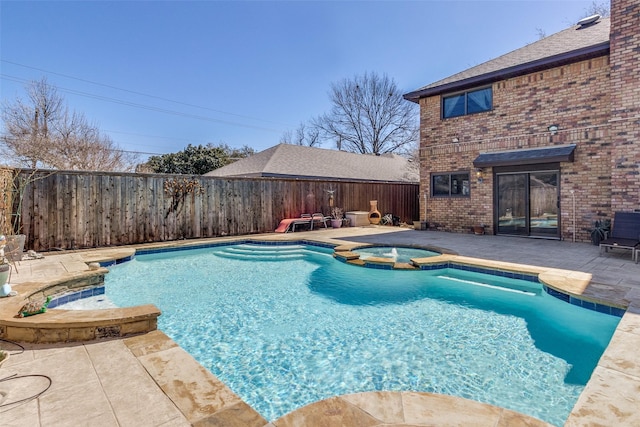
1;227;639;426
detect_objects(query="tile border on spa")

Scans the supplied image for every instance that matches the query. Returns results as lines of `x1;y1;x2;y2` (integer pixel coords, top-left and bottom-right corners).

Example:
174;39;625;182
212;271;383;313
48;286;106;309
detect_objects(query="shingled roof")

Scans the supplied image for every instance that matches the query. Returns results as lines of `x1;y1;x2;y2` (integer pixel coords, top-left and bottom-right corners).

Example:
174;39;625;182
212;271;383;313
404;17;610;102
204;143;419;183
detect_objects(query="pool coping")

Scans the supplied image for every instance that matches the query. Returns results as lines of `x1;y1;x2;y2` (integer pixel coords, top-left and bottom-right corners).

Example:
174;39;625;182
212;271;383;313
1;233;639;426
0;262;160;343
332;242;630;314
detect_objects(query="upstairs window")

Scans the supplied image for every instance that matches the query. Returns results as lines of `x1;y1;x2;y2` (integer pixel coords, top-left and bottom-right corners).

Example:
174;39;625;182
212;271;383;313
442;87;492;118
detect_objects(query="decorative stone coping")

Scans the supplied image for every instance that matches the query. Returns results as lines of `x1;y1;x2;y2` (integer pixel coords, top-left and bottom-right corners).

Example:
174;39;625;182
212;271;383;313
333;244;440;270
266;390;552;426
0;258;160;344
123;330;267;426
412;254;629;314
334;246;628;314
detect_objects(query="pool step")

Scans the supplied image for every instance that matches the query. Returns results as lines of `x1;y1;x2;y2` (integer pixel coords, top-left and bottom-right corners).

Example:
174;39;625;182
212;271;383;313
231;244;307;253
212;244;309;261
212;252;306;262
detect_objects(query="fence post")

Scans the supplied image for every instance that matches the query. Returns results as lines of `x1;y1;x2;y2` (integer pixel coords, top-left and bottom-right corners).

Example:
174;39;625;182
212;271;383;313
0;168;14;236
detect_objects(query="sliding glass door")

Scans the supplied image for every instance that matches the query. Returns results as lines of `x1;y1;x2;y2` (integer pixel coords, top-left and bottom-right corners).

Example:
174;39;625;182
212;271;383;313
529;172;558;237
497;174;528;236
496;170;559;238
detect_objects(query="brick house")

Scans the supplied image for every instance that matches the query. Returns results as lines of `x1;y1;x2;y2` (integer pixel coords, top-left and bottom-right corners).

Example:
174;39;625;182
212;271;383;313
404;0;639;242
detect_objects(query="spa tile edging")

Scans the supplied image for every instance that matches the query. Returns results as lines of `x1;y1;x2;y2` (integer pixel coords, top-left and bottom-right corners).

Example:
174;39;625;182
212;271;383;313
0;266;160;344
47;285;106;308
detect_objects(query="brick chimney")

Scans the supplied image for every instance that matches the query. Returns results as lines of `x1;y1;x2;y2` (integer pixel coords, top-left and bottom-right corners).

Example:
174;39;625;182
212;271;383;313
609;0;640;211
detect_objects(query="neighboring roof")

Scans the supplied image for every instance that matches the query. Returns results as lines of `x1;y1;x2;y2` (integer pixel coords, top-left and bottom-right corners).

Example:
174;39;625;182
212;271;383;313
404;17;610;102
204;143;419;183
473;144;576;168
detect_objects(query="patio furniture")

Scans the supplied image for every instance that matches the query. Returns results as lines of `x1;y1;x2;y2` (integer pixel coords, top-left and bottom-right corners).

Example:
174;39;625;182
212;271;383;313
2;235;25;274
599;211;640;260
274;214;313;233
311;213;330;229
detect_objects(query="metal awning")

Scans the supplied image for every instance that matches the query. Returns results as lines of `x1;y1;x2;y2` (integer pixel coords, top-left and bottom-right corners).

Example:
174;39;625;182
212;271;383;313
473;144;576;168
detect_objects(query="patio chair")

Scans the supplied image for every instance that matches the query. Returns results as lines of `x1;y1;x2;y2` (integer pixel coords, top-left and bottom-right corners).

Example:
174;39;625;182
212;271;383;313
311;213;330;230
599;211;640;261
2;235;25;274
274;214;313;233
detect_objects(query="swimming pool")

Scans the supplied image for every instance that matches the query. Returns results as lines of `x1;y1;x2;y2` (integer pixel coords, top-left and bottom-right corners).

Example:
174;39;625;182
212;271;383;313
102;243;620;426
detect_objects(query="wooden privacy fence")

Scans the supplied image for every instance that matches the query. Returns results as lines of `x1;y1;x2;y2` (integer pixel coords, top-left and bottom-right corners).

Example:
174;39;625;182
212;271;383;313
0;168;14;236
9;169;419;251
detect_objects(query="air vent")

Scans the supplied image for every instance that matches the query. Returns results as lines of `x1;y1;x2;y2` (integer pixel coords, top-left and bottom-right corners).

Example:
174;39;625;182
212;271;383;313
577;14;600;28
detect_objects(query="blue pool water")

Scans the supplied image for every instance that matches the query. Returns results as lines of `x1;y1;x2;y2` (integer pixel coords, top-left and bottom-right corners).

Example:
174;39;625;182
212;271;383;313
104;243;620;426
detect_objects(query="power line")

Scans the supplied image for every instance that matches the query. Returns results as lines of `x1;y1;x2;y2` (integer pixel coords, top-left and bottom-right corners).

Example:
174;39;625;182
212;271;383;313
103;129;213;151
114;149;163;156
105;129;250;155
1;73;286;134
1;59;293;128
105;129;200;142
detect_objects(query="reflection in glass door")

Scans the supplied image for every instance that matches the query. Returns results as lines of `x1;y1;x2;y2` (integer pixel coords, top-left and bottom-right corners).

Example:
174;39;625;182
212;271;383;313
496;171;559;238
529;172;558;238
497;174;528;236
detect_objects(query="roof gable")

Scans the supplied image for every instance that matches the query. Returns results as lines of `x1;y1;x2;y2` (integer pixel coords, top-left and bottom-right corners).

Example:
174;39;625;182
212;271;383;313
405;17;610;102
205;144;419;183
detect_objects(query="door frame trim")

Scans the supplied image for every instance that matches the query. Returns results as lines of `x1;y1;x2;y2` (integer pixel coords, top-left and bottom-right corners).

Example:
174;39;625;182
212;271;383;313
493;163;561;239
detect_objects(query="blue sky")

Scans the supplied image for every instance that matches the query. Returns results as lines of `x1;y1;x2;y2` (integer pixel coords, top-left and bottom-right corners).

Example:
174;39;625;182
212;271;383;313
1;1;599;160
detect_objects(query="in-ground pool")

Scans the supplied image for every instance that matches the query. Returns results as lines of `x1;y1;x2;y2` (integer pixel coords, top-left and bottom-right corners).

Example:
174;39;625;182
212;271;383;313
102;243;620;426
352;245;439;263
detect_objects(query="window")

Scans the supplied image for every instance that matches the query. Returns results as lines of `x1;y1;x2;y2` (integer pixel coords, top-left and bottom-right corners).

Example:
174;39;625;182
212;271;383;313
431;172;470;197
442;87;492;118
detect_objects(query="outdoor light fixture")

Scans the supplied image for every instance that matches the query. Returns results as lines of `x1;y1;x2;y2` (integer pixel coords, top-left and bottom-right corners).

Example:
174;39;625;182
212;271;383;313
475;167;484;183
547;124;559;135
452;137;459;143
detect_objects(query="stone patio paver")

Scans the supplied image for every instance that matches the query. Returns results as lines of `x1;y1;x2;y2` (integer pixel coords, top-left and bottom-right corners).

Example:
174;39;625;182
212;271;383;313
85;339;188;426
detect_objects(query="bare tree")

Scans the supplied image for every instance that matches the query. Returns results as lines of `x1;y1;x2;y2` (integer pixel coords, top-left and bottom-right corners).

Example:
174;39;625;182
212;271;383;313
313;72;418;155
1;77;138;171
1;78;63;167
537;1;609;41
280;122;321;147
52;108;137;171
585;0;610;17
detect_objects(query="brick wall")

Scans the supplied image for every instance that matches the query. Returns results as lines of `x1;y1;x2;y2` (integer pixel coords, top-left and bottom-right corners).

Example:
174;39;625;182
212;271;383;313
609;0;640;212
419;55;612;241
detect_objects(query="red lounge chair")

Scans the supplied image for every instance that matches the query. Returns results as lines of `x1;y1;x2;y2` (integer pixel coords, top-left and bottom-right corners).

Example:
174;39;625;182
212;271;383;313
274;214;313;233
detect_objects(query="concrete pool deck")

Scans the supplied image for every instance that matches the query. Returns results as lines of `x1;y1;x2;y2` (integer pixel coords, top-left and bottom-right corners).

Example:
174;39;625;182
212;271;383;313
1;227;639;426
